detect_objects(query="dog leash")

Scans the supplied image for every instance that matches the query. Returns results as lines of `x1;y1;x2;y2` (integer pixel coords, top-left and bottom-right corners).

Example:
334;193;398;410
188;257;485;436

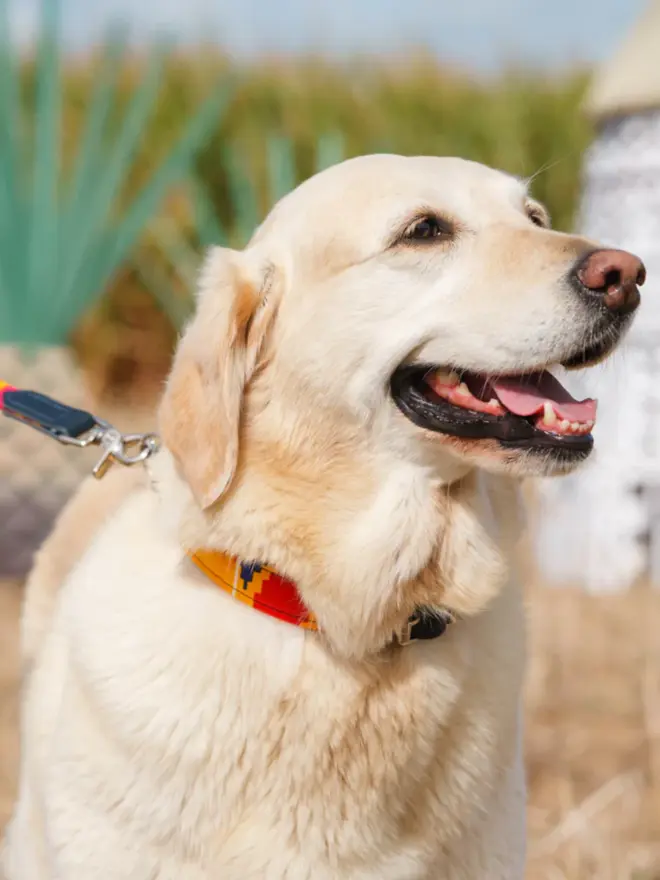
0;380;160;479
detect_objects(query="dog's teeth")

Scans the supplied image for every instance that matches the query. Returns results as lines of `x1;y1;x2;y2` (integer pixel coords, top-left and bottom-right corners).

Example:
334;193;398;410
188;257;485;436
559;419;570;431
542;402;557;425
434;370;459;386
570;421;580;431
456;382;471;396
586;420;594;430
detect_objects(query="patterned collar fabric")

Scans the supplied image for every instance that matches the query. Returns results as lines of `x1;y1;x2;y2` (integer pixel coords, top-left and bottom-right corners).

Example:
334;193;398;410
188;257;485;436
189;550;318;631
188;549;454;644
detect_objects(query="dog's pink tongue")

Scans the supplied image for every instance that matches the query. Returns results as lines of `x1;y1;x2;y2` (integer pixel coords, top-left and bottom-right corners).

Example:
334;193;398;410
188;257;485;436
492;372;597;421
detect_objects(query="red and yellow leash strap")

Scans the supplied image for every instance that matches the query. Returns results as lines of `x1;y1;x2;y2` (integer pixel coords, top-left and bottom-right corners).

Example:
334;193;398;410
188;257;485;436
0;380;16;407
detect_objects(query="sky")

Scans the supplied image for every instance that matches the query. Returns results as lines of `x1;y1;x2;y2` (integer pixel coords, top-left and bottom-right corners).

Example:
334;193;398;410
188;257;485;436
8;0;649;72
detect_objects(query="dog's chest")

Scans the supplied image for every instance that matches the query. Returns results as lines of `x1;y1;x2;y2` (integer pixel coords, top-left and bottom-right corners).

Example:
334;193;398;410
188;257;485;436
40;506;525;878
52;610;518;878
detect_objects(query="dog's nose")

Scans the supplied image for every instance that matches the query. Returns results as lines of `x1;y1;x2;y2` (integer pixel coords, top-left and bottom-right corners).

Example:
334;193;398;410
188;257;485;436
574;248;646;316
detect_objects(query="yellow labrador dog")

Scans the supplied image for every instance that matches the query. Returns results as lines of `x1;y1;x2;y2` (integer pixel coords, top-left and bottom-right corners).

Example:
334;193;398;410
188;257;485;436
3;155;644;880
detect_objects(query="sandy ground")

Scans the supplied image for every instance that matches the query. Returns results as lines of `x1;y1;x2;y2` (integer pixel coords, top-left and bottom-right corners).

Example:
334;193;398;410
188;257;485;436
0;577;657;879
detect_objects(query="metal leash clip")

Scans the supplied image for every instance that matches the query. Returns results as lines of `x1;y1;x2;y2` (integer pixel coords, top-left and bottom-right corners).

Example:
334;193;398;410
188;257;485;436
57;421;161;479
0;386;160;479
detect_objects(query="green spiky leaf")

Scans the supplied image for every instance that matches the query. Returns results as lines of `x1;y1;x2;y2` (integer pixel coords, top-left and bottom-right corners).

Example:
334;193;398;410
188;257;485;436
266;135;297;205
0;0;230;346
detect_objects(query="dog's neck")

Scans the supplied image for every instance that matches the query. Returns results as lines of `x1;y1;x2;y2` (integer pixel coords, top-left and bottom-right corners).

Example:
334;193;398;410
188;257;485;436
150;443;523;660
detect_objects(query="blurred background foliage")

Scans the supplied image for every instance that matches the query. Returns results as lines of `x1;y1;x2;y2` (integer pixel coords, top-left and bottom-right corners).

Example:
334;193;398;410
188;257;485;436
23;52;591;401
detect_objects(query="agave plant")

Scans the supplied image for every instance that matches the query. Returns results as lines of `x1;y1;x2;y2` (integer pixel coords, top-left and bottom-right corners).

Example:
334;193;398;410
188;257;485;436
141;132;345;327
0;0;230;578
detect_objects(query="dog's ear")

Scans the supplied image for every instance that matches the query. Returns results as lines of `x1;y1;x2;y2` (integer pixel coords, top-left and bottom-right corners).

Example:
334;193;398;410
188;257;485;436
158;246;281;509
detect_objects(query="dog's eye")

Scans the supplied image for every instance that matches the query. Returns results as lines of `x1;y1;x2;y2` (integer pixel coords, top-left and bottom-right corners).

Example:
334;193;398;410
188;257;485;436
527;208;548;228
403;216;452;242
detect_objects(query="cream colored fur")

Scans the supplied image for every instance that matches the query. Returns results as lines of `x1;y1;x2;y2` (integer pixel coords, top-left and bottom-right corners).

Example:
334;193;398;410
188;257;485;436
19;467;146;673
3;155;625;879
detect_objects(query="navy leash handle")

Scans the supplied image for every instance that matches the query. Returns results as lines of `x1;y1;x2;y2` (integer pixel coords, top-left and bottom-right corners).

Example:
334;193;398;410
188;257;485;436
0;381;160;478
0;386;97;439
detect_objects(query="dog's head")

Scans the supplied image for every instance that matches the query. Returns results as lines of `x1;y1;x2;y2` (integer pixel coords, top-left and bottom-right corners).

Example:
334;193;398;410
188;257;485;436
161;154;643;508
158;155;643;653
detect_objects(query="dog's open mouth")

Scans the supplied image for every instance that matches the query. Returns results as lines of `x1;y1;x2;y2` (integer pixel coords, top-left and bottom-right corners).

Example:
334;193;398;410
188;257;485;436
390;364;597;454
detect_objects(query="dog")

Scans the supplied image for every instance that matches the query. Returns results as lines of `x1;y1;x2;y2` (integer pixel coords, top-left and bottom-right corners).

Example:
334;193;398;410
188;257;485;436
3;154;644;879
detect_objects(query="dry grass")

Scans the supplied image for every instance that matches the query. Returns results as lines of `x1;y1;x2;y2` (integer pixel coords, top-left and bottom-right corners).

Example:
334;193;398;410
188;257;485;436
0;576;658;878
525;582;660;879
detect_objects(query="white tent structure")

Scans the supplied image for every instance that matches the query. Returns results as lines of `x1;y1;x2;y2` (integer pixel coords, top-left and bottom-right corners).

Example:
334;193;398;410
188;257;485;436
534;0;660;592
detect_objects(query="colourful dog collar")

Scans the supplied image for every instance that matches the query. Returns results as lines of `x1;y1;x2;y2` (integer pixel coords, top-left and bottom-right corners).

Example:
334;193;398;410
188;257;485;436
188;549;455;644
